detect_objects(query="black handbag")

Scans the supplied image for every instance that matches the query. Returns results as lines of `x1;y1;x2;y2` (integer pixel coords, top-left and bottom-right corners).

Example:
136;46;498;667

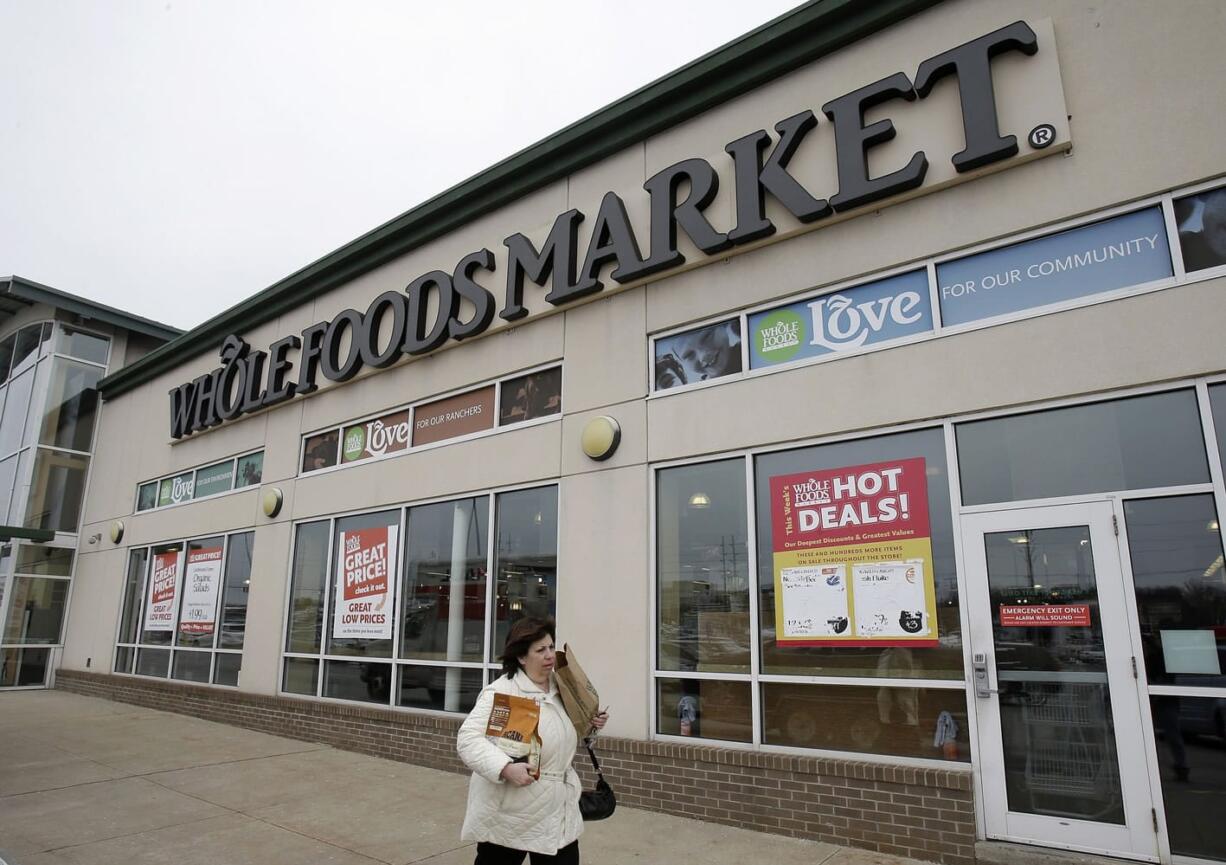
578;738;616;821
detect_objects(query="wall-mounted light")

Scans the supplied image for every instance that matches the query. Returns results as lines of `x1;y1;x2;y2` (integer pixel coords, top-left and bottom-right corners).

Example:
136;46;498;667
262;487;284;518
109;521;124;544
87;532;102;545
688;493;711;509
580;416;621;461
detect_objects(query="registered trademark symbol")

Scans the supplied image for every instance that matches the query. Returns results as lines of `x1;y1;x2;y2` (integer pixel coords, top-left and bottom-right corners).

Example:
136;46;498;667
1028;123;1056;149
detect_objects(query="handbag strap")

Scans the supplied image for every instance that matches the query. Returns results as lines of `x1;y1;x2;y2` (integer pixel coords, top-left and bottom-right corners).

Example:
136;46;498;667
582;738;605;780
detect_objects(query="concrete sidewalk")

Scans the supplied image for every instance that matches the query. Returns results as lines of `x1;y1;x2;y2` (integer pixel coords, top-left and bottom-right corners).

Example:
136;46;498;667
0;691;931;865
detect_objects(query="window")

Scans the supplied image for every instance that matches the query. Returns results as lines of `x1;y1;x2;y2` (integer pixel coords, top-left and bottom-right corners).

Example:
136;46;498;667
24;448;89;533
114;531;253;687
654;429;970;762
282;484;558;714
956;390;1210;506
301;366;561;475
55;324;109;365
39;359;102;451
653;318;742;391
134;451;263;512
1174;185;1226;274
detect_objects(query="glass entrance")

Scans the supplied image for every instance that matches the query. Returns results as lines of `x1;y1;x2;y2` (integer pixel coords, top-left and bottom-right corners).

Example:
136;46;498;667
964;502;1159;860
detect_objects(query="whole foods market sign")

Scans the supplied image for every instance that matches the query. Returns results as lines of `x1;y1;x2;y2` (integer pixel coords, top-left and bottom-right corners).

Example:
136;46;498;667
169;20;1069;439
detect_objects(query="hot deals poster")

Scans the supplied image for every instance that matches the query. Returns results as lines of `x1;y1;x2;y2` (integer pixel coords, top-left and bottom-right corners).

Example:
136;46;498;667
179;547;224;636
770;457;938;646
333;526;398;639
143;549;183;632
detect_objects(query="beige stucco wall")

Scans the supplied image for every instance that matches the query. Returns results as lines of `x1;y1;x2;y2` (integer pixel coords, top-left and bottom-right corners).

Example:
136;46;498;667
63;0;1226;742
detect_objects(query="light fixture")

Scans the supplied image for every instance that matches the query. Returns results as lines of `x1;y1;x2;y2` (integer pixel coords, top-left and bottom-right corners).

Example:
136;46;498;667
532;511;543;525
109;521;125;544
1209;520;1220;532
688;492;711;509
1008;536;1029;544
262;487;284;518
580;416;621;461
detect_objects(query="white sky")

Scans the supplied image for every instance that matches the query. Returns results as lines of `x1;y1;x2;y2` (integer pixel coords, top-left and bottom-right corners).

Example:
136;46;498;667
1;1;804;331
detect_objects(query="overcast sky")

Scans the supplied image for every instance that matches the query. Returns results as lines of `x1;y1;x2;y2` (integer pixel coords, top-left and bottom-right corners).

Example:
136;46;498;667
1;1;804;332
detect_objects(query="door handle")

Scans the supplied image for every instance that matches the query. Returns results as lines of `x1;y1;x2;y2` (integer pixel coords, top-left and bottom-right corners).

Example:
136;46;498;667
972;651;997;698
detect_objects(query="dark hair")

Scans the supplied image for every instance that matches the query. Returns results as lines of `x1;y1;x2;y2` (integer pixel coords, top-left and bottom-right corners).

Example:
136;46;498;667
499;617;556;678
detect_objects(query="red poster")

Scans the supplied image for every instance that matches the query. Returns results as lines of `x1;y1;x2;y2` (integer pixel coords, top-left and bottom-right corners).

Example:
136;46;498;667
999;604;1091;627
769;458;938;647
333;525;398;639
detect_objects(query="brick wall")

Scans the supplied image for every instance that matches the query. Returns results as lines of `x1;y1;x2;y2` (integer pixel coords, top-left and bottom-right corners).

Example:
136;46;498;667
56;670;975;864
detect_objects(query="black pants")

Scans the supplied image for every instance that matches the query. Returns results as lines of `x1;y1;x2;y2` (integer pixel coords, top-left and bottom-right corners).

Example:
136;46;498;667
474;840;579;864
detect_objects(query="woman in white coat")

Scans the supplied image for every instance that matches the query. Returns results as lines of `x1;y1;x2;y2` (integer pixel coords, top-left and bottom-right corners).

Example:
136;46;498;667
457;617;608;864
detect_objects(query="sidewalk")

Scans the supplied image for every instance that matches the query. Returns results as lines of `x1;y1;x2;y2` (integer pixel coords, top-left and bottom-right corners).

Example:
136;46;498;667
0;690;931;865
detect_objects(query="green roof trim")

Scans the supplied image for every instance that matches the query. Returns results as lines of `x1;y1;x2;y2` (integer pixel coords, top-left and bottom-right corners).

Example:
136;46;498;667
3;276;182;343
99;0;942;401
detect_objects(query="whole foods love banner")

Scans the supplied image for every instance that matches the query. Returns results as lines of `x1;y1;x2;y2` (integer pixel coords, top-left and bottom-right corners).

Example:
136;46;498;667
770;457;938;646
333;525;398;639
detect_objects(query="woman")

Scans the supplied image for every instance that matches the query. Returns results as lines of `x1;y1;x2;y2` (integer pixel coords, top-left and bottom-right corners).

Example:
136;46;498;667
457;618;608;864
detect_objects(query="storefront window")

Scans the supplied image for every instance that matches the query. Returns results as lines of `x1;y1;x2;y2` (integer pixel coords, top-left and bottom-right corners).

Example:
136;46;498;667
1125;495;1226;687
282;485;557;711
116;549;148;660
762;682;969;762
657;459;750;673
11;325;42;377
0;334;13;387
754;428;962;679
499;367;561;425
176;536;225;649
38;359;101;452
1149;695;1226;861
657;678;751;743
285;521;330;653
219;533;253;650
115;533;250;686
401;497;488;663
1211;383;1226;469
327;510;398;658
398;664;482;713
957;390;1209;506
653;318;742;391
493;487;557;652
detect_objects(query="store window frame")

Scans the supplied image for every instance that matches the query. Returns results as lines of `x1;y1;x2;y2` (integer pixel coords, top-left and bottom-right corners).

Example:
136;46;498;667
646;177;1225;399
297;361;562;479
650;377;1226;771
278;479;560;716
111;529;252;688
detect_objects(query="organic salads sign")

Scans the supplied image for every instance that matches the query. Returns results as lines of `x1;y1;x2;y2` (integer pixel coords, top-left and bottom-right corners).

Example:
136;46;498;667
143;549;183;632
179;546;224;636
333;525;398;639
770;458;938;646
750;270;932;369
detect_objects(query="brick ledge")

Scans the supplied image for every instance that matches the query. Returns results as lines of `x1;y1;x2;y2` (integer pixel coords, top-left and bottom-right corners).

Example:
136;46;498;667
56;669;970;791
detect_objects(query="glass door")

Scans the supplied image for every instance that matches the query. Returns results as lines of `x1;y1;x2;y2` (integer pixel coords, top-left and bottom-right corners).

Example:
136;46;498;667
964;501;1159;860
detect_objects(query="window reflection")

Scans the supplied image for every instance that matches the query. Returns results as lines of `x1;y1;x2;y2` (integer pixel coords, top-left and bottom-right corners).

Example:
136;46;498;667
493;487;557;652
400;497;488;663
1126;495;1226;687
657;459;751;673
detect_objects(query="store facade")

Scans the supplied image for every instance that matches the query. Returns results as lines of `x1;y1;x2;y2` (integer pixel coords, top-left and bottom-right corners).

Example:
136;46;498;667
57;2;1226;864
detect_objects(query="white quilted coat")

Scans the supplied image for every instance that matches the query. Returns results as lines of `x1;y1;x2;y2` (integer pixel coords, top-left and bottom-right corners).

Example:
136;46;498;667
457;671;583;856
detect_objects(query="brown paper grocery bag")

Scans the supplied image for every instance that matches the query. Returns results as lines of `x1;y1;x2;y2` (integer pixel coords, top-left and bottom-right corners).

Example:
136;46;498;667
555;643;601;740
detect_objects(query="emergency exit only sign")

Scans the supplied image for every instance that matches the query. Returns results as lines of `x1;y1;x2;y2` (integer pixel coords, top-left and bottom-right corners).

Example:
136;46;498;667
999;604;1092;627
